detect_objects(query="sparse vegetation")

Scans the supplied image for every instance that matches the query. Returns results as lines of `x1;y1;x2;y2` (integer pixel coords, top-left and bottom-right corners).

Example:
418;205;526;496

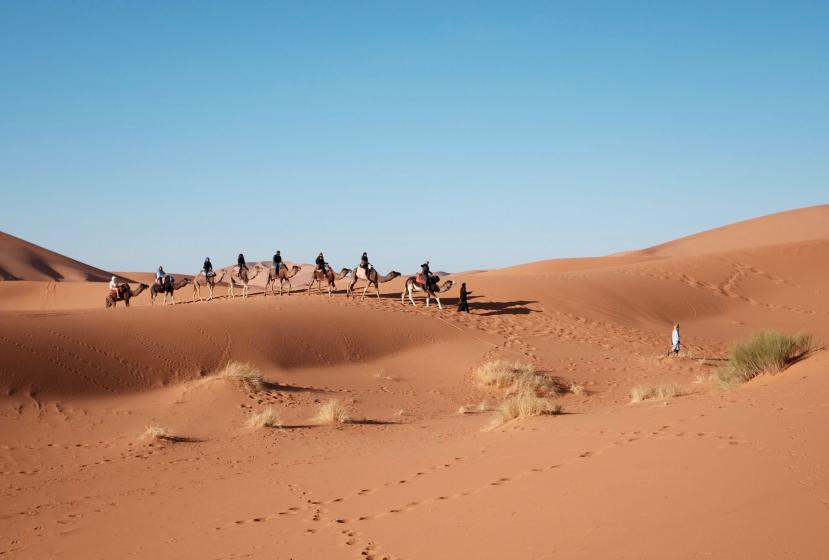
569;383;585;395
216;361;264;392
458;405;471;415
476;360;561;396
630;383;684;403
313;399;351;425
716;331;814;387
246;406;283;429
486;393;562;429
142;425;174;442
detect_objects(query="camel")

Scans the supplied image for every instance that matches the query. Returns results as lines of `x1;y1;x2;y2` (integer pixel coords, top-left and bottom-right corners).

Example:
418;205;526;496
263;264;302;296
347;266;401;299
401;276;455;309
307;267;351;297
228;264;263;298
105;283;148;308
192;270;226;302
150;276;191;305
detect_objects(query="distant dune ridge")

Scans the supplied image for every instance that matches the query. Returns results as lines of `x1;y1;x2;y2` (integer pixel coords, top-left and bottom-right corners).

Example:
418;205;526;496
0;231;123;282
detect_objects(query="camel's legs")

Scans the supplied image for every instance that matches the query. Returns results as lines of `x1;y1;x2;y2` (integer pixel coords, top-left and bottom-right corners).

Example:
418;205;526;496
435;296;442;310
408;285;417;307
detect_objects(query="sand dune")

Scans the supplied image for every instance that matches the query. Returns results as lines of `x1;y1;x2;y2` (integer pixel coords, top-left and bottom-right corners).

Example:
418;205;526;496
0;231;121;282
2;207;828;559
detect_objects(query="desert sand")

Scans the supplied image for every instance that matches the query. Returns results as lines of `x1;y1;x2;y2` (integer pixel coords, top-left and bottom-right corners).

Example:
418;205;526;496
2;205;828;559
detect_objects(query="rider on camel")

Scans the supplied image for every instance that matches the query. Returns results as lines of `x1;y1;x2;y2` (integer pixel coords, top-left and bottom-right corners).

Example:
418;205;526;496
203;257;213;277
316;252;328;272
273;250;282;274
360;252;370;271
420;261;432;290
237;253;248;274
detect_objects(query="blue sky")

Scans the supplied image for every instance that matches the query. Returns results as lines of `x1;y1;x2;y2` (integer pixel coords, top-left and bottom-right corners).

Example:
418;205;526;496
1;1;827;273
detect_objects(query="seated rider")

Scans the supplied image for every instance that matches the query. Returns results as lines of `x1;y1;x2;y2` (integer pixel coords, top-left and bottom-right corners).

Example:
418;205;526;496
360;252;369;270
316;252;327;272
109;276;123;295
420;261;431;289
237;253;248;273
273;250;282;274
203;257;214;277
156;266;166;286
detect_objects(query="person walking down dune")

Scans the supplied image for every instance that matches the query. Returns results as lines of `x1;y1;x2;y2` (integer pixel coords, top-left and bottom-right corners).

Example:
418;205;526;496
458;282;472;313
670;324;681;356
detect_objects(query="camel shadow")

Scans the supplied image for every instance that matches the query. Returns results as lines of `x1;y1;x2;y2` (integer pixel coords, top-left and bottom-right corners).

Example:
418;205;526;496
468;298;539;317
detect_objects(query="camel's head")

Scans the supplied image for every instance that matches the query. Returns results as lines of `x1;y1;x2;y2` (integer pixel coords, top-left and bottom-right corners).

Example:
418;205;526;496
138;283;149;289
389;271;402;279
442;280;455;292
291;265;301;272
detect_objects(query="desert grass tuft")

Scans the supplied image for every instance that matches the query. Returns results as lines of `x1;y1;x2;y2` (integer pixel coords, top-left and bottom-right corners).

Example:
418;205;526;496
313;399;351;425
630;383;683;403
569;383;585;395
216;361;264;392
716;330;814;387
475;360;560;396
142;425;174;442
246;406;283;429
486;393;562;429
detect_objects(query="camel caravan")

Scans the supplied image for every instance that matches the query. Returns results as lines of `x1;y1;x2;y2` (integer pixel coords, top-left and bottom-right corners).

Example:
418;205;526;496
105;251;457;309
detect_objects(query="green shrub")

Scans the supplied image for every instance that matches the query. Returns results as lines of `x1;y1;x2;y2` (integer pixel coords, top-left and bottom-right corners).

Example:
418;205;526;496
716;331;813;387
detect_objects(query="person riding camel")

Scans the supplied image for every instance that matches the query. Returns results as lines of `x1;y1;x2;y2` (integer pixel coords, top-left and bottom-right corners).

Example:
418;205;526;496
203;257;214;277
156;266;166;286
237;253;248;274
420;261;432;291
273;250;282;274
110;276;126;298
360;252;370;271
316;252;328;273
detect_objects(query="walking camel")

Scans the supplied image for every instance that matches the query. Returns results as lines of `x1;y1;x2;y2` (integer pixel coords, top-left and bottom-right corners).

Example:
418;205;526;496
401;276;455;309
307;267;351;297
264;265;302;296
192;269;227;302
347;266;401;299
228;264;263;298
105;283;148;308
150;276;191;305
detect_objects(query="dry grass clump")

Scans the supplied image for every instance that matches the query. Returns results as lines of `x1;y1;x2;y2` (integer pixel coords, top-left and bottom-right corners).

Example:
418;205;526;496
476;360;560;396
217;361;264;392
486;393;562;429
142;425;175;442
313;399;351;425
569;383;585;395
630;383;684;403
246;406;283;429
716;331;814;387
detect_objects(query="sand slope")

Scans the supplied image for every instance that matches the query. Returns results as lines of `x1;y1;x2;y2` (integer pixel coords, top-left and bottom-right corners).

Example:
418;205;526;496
2;207;829;559
0;231;119;282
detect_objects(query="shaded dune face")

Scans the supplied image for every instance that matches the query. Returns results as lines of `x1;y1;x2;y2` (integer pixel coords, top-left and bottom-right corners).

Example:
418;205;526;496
0;302;451;398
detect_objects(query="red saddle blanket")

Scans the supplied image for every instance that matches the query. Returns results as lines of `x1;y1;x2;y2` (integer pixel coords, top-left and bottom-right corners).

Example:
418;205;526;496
415;273;426;286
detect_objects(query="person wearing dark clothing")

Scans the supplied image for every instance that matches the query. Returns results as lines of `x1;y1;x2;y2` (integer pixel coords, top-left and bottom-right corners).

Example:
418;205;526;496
360;252;369;270
203;257;214;277
316;252;327;272
273;251;282;274
458;283;472;313
237;253;248;273
420;261;431;290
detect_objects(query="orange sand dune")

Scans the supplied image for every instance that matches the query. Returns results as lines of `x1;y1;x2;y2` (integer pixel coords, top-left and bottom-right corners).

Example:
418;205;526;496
0;231;123;282
2;207;829;559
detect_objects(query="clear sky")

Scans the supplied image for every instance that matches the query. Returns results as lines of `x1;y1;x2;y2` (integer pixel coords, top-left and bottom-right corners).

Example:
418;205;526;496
2;1;827;274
